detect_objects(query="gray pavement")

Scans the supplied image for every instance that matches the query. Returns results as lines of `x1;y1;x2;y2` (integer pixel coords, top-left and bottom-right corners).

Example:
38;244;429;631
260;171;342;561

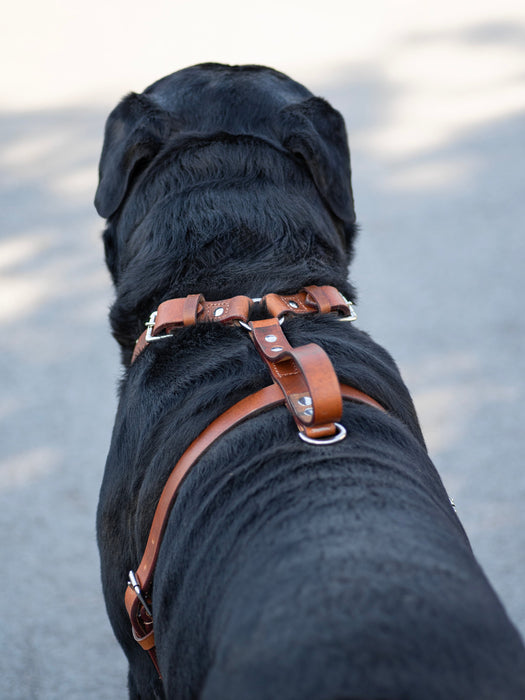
1;3;524;698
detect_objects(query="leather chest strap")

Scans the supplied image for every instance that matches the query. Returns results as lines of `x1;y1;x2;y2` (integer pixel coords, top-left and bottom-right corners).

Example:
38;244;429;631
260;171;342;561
125;383;386;676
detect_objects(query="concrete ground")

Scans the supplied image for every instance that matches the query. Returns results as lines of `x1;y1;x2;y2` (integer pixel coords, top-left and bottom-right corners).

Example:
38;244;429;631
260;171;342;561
1;1;524;697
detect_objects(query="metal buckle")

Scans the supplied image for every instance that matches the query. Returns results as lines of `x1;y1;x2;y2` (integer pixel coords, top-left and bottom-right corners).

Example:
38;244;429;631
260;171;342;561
145;311;173;343
339;296;357;322
128;570;153;618
298;422;347;445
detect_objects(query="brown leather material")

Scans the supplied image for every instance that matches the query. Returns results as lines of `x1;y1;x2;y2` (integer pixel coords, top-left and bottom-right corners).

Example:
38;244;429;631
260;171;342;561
305;285;346;314
125;593;161;675
155;294;253;334
124;381;386;675
126;386;285;610
197;295;253;324
152;298;185;333
264;285;351;319
183;294;203;326
126;590;154;648
131;294;254;363
132;623;155;651
263;291;313;318
304;285;331;313
131;286;352;364
132;333;149;364
248;318;342;438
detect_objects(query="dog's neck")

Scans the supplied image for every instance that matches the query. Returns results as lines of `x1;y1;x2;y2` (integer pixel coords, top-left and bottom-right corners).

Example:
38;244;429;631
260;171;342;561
105;140;355;362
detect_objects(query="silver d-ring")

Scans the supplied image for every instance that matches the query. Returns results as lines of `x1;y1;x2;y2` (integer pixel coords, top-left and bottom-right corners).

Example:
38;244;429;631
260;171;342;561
298;423;347;446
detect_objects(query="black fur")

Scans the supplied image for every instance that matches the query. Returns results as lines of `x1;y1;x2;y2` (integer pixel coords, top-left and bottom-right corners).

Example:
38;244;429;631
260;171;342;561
95;63;525;699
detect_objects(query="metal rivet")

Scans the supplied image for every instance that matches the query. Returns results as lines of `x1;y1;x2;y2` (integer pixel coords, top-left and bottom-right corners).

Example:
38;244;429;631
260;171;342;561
298;396;313;407
265;334;277;343
214;307;224;317
271;346;283;353
288;301;299;309
303;408;314;416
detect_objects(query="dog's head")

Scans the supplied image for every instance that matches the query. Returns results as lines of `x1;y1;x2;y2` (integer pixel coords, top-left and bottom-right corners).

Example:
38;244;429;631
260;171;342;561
95;64;357;358
96;64;356;269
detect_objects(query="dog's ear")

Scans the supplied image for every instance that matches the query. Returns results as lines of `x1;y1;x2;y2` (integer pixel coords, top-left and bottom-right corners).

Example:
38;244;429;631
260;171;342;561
277;97;356;252
95;93;170;218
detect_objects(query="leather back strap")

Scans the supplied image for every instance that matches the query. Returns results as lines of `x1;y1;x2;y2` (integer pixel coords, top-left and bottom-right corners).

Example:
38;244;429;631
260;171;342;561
248;318;342;439
125;383;386;675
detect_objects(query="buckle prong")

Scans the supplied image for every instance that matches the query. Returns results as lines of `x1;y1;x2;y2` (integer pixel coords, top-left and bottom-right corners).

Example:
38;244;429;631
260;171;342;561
145;311;173;343
339;296;357;322
128;570;152;617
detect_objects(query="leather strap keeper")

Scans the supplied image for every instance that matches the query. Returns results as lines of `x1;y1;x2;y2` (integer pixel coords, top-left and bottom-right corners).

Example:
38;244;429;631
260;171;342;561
264;285;351;319
182;294;203;326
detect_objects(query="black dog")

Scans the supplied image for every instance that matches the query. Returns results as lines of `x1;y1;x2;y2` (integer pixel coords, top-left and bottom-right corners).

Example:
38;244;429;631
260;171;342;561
95;63;525;699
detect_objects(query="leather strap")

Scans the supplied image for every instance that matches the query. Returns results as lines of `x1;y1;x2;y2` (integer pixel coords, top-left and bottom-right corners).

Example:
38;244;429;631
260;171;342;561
157;294;253;333
132;294;254;363
264;285;351;318
125;382;386;676
125;285;366;676
248;319;342;439
131;286;353;363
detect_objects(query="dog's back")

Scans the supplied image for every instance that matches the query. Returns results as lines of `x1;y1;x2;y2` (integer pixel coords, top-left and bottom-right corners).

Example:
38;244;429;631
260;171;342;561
95;64;525;699
153;382;525;699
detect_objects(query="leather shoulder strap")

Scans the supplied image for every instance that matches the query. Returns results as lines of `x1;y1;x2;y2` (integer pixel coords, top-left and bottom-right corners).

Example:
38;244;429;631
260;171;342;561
125;382;385;670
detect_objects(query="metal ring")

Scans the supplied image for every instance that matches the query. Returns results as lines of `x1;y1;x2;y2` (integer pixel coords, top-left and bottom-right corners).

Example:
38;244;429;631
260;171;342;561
298;423;347;446
338;296;357;322
145;311;174;342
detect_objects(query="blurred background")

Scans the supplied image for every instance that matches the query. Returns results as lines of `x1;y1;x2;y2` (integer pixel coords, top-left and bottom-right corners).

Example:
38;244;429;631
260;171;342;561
1;1;524;696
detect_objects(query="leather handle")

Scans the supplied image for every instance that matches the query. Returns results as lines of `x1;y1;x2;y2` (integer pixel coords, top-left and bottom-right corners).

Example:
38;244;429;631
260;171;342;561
248;318;342;438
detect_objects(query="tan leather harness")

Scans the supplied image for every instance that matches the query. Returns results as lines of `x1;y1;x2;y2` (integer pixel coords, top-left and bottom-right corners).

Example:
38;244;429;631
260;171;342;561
125;285;386;675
